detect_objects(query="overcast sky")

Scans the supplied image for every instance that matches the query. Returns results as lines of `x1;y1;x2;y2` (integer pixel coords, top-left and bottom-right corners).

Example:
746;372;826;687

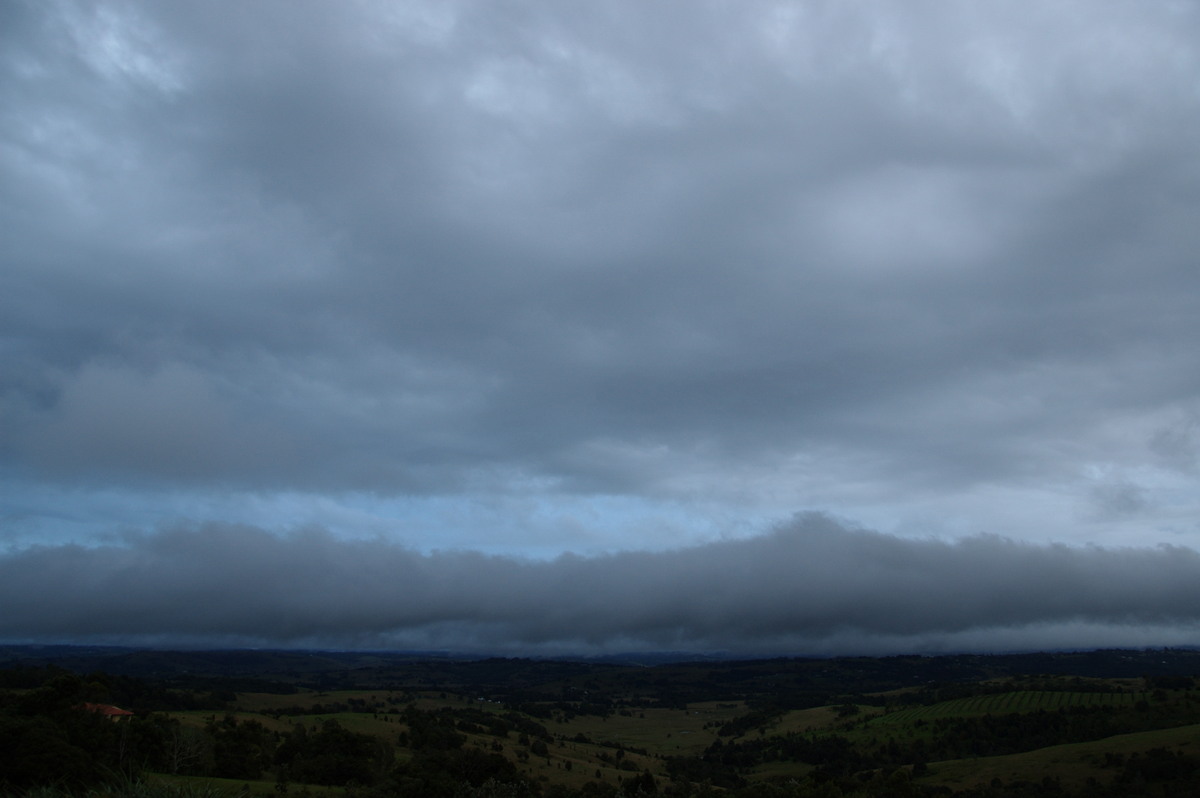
3;0;1200;654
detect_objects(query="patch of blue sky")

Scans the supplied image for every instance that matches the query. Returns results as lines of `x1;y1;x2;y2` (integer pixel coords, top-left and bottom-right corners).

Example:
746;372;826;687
0;477;775;559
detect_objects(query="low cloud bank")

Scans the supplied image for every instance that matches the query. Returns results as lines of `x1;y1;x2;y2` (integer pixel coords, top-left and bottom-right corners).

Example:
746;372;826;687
4;514;1198;654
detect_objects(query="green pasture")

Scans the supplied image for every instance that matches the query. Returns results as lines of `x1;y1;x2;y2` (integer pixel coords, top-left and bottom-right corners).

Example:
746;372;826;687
277;711;401;738
161;685;1191;795
871;690;1139;726
163;710;292;734
554;703;739;757
522;740;666;791
918;722;1200;792
162;707;402;740
435;724;671;791
748;760;816;782
209;693;696;788
774;704;881;735
412;692;511;713
233;689;402;713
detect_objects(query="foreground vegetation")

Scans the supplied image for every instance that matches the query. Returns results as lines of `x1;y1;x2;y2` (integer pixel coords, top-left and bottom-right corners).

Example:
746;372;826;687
2;648;1200;796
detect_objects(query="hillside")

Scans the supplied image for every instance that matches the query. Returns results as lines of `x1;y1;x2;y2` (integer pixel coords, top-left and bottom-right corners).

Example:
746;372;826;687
2;647;1200;796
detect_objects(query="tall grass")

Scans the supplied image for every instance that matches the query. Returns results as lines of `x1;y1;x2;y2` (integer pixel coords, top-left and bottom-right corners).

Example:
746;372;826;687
4;780;236;798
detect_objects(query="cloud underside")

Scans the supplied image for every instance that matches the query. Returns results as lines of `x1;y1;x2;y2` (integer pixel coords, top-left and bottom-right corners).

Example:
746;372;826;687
3;0;1200;522
5;515;1197;654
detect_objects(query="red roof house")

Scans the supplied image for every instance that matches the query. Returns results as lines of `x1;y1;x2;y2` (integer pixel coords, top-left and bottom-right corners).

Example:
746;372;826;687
81;702;135;720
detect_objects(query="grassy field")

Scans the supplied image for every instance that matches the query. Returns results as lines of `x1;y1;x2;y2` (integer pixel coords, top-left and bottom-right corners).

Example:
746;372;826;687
143;679;1200;795
232;689;404;713
553;702;741;756
166;710;294;734
774;704;878;735
185;690;740;790
919;722;1200;791
871;690;1141;726
9;648;1200;797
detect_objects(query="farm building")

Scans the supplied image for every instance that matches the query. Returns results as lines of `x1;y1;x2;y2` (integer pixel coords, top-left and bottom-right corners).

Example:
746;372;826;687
80;702;134;720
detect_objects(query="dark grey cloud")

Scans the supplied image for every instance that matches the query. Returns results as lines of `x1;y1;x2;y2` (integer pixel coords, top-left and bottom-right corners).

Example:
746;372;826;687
2;514;1198;654
3;1;1200;577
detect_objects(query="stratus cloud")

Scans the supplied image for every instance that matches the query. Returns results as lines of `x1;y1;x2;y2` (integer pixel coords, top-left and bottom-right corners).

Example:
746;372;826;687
3;514;1197;654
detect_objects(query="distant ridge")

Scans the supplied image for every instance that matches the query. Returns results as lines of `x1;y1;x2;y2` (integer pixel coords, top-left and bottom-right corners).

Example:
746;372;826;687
2;644;1199;684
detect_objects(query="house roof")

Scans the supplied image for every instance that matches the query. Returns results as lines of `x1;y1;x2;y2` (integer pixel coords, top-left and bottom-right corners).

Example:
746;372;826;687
81;702;134;717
